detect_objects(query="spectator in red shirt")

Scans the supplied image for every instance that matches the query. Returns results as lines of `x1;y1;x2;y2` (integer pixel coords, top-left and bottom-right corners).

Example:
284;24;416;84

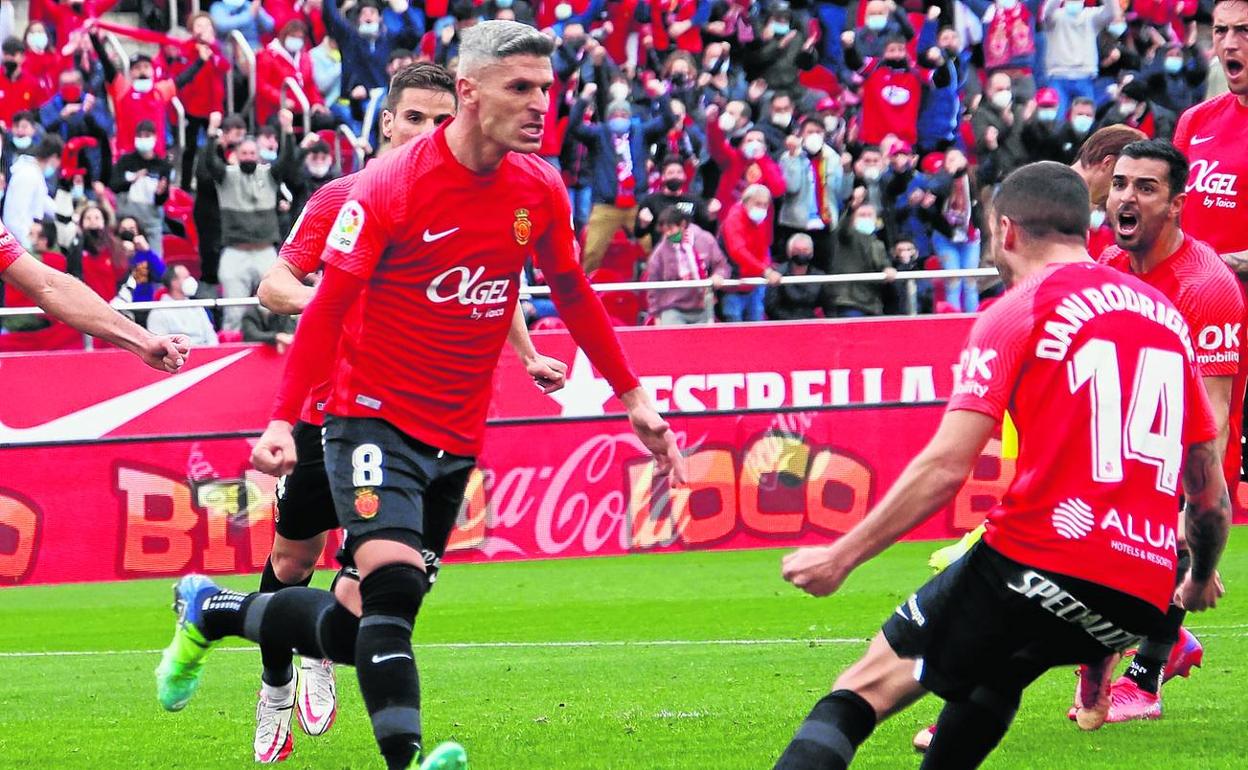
647;0;712;55
74;201;127;299
704;102;786;218
719;183;781;322
0;39;43;129
90;27;212;158
21;21;65;97
172;12;231;187
256;19;328;128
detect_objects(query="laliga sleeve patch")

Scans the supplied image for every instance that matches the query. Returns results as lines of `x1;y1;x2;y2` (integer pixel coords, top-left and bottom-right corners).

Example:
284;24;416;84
327;200;365;253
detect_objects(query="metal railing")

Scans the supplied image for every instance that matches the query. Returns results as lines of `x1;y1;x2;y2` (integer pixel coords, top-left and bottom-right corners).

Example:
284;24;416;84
281;77;312;134
359;86;387;151
100;30;131;76
0;268;999;319
170;96;187;185
227;30;257;129
335;124;367;173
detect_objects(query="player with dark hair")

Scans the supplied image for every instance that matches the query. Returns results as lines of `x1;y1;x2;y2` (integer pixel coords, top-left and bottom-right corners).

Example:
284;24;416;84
0;228;189;371
248;61;567;765
1175;0;1248;275
1083;138;1244;723
154;22;684;770
775;161;1230;769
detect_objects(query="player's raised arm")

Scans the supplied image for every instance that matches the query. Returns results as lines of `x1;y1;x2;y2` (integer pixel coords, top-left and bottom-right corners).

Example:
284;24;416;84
2;251;190;373
533;171;685;483
782;409;997;596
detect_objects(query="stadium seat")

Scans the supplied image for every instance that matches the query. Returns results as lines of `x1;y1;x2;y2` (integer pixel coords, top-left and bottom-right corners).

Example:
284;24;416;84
163;187;199;250
218;329;244;343
0;322;82;352
589;266;644;326
162;235;201;278
530;316;567;331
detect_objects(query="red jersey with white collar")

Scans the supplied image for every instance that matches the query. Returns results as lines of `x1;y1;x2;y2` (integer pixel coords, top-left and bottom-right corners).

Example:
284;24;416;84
1099;235;1247;495
1173;93;1248;257
0;224;24;272
309;122;638;455
949;261;1216;611
278;174;356;426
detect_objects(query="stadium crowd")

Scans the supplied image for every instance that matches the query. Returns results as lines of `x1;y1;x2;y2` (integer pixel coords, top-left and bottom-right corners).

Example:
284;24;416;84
0;0;1226;342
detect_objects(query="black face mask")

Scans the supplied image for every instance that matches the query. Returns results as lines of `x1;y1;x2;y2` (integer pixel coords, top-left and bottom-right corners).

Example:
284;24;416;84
884;58;908;70
664;178;683;193
565;36;586;50
791;254;813;265
82;227;104;247
2;61;16;79
239;160;258;174
671;72;688;87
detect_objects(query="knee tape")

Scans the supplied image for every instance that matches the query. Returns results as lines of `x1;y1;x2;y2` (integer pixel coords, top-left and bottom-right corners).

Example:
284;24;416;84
359;563;429;622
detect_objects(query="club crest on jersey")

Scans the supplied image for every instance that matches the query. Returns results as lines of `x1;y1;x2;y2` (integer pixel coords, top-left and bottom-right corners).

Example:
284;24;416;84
514;208;532;246
354;487;380;519
328;200;365;253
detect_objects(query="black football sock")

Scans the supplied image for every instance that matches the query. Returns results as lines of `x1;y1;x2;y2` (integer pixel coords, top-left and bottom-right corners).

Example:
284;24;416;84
1126;547;1190;695
356;564;429;770
198;589;255;641
773;690;877;770
921;687;1020;769
1126;604;1187;695
257;558;314;686
238;587;361;664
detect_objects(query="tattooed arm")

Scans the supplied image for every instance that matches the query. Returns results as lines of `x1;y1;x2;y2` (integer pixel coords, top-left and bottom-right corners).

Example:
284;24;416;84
1222;249;1248;277
1178;439;1232;611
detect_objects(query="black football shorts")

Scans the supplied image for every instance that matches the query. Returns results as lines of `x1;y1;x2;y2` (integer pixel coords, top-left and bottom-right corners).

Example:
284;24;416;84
273;420;339;541
322;416;474;585
881;543;1166;701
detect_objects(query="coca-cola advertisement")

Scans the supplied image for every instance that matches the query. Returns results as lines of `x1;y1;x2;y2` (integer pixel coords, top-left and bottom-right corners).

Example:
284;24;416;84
1;318;1240;585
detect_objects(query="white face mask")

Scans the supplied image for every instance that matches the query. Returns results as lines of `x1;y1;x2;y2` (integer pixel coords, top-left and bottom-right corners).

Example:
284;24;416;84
990;90;1013;110
555;3;573;20
609;83;630;102
181;276;199;297
746;207;768;224
134;136;157;154
27;32;48;53
1089;209;1106;229
718;113;737;132
770;111;792;128
359;21;380;37
863;166;881;182
284;37;305;54
132;78;154;94
308;162;332;177
1118;100;1138;116
260;148;278;163
802;134;824;154
743;140;765;159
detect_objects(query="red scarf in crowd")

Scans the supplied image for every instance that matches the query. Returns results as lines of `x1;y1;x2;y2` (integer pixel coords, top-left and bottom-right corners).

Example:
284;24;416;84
984;3;1035;70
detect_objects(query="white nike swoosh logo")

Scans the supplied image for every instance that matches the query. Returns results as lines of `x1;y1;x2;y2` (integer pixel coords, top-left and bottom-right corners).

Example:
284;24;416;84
422;227;460;243
0;349;252;445
370;653;413;664
1191;135;1215;145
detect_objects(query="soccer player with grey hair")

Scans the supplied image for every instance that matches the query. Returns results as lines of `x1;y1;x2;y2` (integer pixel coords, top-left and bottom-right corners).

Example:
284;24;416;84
154;21;685;770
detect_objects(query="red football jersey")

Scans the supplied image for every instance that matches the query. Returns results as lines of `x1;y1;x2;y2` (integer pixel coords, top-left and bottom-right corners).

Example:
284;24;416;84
949;261;1217;611
1173;93;1248;257
0;224;24;272
278;174;356;427
1100;236;1248;494
318;123;638;455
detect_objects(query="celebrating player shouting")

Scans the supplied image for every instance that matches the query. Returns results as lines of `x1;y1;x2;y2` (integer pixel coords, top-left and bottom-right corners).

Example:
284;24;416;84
154;21;683;770
1088;140;1244;723
248;62;566;765
0;228;189;372
775;162;1231;769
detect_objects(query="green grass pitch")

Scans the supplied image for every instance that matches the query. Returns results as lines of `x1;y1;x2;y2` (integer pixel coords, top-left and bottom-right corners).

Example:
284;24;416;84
1;534;1244;769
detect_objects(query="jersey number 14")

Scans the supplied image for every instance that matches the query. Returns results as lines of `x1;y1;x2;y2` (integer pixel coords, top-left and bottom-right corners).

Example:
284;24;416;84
1068;338;1184;495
